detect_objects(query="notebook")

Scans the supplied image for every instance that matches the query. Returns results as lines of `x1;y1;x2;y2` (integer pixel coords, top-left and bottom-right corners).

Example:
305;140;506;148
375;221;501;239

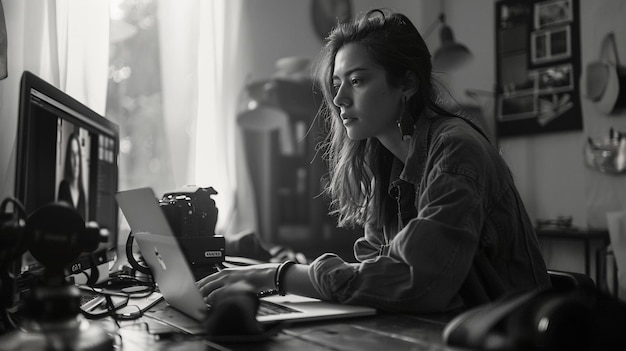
115;187;376;324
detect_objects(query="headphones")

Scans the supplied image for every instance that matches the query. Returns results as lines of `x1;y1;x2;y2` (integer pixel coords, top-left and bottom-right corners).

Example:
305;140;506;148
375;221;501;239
26;202;101;268
1;198;104;284
0;198;28;263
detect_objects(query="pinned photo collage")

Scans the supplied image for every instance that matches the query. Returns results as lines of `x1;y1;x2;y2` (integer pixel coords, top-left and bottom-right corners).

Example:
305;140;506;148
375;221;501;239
495;0;581;136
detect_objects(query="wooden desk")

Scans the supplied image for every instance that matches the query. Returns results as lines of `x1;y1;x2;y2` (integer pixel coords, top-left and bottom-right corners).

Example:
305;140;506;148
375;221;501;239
106;300;456;350
227;313;452;351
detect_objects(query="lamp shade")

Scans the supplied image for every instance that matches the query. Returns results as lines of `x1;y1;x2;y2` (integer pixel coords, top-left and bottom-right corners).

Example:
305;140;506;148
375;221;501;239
433;25;472;71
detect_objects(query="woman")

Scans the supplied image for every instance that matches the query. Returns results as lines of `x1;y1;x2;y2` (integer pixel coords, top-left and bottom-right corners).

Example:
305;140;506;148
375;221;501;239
198;9;550;313
58;132;87;218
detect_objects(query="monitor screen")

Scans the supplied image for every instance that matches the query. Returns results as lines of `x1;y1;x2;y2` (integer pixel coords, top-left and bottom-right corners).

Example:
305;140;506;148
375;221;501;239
15;71;119;279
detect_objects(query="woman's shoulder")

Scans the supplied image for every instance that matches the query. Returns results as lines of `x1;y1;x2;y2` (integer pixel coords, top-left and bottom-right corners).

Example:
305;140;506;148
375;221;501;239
426;115;500;172
430;114;489;146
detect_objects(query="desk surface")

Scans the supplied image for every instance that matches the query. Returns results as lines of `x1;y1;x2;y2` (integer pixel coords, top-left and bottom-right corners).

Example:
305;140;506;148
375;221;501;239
103;299;457;351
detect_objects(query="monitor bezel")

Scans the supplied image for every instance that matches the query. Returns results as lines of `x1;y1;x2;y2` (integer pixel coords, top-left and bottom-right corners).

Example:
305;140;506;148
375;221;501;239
15;70;120;278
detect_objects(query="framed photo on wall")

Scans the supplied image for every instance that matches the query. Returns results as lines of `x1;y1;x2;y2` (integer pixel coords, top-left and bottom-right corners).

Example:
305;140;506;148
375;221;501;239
495;0;582;137
534;0;573;29
499;93;538;122
535;64;574;93
531;26;571;64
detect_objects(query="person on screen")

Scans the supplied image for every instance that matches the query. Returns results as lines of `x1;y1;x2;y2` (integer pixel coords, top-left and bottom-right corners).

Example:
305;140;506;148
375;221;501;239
58;132;86;218
197;9;550;313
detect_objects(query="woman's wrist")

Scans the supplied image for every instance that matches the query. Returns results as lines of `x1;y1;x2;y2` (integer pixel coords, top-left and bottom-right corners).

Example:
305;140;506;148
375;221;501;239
254;261;296;297
253;262;320;299
253;263;281;297
274;260;296;295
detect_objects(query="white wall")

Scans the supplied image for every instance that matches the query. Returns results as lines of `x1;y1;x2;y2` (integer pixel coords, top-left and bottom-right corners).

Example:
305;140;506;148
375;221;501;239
236;0;428;82
444;0;626;230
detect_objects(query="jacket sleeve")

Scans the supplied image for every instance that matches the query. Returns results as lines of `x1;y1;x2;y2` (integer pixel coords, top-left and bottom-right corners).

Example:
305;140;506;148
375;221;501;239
308;170;485;314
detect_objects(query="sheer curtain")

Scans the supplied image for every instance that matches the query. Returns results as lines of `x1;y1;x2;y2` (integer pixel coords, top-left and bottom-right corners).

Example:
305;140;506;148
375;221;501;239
54;0;109;110
158;0;257;235
0;0;109;199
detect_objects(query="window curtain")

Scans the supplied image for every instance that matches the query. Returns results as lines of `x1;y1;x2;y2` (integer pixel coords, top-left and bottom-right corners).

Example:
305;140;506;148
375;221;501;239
157;0;258;235
0;0;109;199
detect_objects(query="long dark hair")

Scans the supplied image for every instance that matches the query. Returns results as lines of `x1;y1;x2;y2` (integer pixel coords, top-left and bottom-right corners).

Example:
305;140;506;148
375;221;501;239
313;9;453;228
63;132;85;195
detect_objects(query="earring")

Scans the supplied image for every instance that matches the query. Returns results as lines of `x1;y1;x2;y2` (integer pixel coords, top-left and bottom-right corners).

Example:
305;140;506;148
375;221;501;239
397;96;415;141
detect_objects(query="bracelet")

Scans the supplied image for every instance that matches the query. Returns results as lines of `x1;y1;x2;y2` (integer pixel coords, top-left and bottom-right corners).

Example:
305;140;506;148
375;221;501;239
274;260;296;296
256;289;278;297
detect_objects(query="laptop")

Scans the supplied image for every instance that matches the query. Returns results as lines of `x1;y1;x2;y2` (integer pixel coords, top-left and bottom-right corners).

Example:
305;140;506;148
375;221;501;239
115;187;376;325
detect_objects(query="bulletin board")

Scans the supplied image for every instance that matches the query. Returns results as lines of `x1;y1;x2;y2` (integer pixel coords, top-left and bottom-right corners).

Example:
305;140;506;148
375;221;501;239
495;0;582;137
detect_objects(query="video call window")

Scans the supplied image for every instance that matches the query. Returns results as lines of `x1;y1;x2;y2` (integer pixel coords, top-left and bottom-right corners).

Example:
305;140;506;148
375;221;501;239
53;123;117;222
55;124;90;219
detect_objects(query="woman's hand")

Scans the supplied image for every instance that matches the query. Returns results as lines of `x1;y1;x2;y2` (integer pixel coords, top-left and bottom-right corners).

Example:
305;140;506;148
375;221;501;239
196;263;279;303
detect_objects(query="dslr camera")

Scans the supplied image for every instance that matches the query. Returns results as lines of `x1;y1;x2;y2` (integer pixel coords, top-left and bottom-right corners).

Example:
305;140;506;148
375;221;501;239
159;186;225;277
159;186;219;237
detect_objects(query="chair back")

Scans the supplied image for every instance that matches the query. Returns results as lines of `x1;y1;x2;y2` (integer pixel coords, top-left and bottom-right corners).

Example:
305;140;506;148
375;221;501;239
548;269;595;292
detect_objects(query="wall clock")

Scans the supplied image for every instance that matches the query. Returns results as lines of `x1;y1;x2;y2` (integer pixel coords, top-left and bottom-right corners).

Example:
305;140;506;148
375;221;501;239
311;0;352;40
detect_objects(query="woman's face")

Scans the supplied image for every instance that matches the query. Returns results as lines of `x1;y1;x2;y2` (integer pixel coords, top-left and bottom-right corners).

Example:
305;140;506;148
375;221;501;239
332;43;404;141
69;138;80;180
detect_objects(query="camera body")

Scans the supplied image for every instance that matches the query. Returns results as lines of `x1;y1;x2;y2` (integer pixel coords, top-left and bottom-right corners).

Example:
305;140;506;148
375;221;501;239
158;186;225;278
159;186;219;237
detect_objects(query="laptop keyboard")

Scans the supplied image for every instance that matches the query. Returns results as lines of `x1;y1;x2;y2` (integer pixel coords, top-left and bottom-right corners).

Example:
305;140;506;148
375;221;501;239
257;300;301;316
81;293;100;305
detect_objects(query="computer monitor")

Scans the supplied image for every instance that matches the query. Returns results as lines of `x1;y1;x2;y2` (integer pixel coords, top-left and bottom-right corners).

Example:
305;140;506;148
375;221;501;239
14;71;119;282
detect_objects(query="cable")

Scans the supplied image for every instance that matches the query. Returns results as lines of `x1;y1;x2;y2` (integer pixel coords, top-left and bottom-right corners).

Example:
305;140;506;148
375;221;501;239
125;231;151;275
79;268;157;323
86;254;100;285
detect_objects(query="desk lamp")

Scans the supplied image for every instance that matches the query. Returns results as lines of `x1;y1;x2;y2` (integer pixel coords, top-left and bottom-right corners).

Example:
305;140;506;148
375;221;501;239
425;12;473;72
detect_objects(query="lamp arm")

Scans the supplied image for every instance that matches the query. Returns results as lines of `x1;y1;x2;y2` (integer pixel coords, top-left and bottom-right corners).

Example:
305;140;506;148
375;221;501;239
466;89;495;98
423;13;445;39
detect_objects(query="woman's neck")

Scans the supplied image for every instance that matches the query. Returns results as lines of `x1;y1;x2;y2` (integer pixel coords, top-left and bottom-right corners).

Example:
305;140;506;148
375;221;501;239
378;134;410;164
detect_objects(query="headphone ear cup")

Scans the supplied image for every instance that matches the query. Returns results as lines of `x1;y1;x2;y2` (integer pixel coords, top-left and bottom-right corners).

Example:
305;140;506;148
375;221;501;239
0;217;26;261
25;202;86;267
0;198;27;261
81;222;104;254
125;231;151;275
530;292;593;350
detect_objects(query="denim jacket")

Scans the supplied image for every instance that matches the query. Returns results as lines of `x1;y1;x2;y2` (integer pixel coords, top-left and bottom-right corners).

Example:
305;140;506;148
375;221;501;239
308;113;550;314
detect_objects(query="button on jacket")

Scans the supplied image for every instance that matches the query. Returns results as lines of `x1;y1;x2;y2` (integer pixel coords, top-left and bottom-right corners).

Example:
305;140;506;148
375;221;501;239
308;113;550;313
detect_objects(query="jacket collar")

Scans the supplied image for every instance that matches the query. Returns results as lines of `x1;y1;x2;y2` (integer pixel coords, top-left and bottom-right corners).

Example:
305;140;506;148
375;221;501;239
389;109;491;190
397;112;437;186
